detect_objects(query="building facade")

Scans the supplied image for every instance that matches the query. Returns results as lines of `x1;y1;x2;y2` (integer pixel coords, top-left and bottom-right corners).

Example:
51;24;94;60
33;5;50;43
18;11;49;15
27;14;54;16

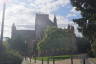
11;14;57;51
35;14;57;40
11;14;79;56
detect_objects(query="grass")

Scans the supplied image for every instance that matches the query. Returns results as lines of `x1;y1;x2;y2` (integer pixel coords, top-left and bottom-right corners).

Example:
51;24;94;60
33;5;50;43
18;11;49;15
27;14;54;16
33;55;72;61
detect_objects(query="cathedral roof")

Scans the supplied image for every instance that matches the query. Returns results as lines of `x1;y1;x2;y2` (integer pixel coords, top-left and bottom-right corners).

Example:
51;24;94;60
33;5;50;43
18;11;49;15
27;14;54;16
16;30;35;40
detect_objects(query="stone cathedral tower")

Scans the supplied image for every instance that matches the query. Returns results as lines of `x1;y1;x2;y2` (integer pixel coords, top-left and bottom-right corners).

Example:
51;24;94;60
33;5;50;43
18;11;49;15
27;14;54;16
54;16;57;27
35;14;57;40
11;23;16;39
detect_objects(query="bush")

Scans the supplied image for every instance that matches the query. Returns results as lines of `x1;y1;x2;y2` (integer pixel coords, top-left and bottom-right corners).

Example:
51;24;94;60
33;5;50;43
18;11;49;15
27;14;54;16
0;49;23;64
0;38;23;64
38;27;77;53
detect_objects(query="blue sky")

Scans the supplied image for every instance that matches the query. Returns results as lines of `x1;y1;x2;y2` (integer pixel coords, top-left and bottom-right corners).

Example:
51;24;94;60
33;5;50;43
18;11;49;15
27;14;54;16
0;0;82;37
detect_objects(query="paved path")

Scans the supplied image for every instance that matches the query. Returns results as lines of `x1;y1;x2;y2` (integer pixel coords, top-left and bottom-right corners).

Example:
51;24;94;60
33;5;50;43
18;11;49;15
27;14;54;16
21;54;95;64
87;58;96;64
22;58;95;64
22;58;83;64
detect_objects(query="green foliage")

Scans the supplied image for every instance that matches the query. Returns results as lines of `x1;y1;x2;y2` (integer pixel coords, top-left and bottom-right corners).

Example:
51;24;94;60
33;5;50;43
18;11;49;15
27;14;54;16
91;39;96;57
33;55;71;61
37;27;76;52
76;37;91;53
0;49;23;64
71;0;96;56
0;38;23;64
10;35;33;57
3;41;10;49
10;36;27;56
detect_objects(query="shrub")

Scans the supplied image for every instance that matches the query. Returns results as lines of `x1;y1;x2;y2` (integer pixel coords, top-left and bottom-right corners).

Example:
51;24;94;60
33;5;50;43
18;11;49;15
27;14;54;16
0;38;23;64
0;49;23;64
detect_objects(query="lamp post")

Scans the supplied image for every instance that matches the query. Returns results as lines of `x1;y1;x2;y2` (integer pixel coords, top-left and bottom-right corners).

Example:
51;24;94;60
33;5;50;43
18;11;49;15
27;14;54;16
0;1;6;50
25;40;27;60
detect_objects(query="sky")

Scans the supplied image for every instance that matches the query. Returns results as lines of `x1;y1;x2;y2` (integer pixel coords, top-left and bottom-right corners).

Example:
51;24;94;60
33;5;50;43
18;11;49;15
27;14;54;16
0;0;82;37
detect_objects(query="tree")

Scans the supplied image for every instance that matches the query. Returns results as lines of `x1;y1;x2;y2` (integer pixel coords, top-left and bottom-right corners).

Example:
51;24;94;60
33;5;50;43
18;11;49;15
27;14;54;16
10;36;27;56
71;0;96;56
10;35;33;57
76;37;91;53
37;27;77;55
0;37;23;64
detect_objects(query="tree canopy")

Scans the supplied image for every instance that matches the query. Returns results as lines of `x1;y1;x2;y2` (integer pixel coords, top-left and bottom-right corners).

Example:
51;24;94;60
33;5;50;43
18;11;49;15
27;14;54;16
37;27;77;52
10;36;33;57
71;0;96;56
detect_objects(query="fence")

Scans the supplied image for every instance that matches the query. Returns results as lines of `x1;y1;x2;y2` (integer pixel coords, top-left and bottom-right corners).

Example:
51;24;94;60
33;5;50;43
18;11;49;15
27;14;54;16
26;54;90;64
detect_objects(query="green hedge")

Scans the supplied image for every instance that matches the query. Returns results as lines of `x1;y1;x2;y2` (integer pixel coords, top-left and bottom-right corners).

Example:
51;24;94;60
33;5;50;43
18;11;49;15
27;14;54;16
0;49;23;64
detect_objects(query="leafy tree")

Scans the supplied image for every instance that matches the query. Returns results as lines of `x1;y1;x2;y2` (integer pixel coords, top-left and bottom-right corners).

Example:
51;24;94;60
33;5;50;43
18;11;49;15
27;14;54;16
76;37;91;53
0;37;23;64
10;35;33;57
37;27;77;53
10;36;27;56
71;0;96;56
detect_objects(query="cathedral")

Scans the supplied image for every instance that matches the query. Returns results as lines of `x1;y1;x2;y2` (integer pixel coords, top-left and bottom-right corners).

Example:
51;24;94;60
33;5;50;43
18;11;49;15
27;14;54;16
11;14;57;48
11;13;78;55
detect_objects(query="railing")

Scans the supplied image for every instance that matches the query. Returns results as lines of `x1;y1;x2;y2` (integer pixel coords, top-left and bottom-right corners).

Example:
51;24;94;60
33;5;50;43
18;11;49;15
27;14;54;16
24;54;90;64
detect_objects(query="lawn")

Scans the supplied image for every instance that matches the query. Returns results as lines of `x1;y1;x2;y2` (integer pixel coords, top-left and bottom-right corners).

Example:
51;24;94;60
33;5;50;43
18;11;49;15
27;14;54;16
33;55;72;61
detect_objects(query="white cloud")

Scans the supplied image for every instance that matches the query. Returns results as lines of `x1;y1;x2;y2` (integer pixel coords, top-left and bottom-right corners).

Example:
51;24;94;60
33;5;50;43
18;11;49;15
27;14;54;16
67;7;81;17
57;16;73;24
30;0;70;13
73;23;83;37
53;15;82;37
49;14;73;26
0;0;71;37
0;3;35;37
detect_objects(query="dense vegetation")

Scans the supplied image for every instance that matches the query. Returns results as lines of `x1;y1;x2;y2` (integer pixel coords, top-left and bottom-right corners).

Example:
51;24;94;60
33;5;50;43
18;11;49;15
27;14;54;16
10;36;26;56
76;37;91;53
71;0;96;56
37;27;77;53
0;38;23;64
10;36;33;57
